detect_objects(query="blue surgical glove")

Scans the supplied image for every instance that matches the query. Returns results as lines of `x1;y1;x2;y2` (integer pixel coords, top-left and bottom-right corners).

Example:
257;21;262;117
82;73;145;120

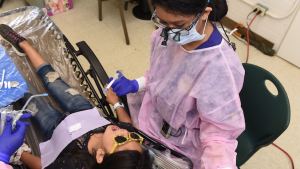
5;113;32;122
0;119;30;164
109;76;139;96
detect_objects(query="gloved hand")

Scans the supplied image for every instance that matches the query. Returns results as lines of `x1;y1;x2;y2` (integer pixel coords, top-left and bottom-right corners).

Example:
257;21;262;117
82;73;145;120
5;113;32;122
109;76;139;96
0;120;30;164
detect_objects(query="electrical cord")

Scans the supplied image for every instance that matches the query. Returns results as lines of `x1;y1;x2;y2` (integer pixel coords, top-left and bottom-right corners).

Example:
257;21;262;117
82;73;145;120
161;122;182;137
246;10;257;40
245;12;294;167
272;143;294;169
241;0;300;19
246;12;259;63
266;0;300;19
170;128;182;137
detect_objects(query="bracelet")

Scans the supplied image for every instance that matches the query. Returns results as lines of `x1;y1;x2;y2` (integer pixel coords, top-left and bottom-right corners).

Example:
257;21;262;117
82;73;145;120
113;103;124;111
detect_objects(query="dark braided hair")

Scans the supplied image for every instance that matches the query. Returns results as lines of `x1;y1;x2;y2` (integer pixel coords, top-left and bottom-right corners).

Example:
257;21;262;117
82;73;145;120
151;0;228;21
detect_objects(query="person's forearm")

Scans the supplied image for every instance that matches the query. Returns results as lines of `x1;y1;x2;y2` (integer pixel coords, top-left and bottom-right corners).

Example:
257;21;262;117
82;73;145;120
20;152;42;169
116;107;132;125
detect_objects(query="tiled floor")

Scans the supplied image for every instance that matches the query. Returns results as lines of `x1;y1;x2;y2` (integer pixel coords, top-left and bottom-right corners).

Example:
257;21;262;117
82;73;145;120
1;0;299;168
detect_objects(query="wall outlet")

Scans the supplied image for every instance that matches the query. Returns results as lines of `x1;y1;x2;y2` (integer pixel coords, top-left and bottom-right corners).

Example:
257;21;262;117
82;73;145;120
253;3;268;16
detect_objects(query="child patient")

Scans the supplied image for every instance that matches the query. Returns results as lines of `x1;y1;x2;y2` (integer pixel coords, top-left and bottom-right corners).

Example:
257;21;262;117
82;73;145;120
0;24;151;169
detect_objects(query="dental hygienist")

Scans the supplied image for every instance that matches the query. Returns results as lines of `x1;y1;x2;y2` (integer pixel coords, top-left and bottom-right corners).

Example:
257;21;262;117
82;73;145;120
110;0;245;168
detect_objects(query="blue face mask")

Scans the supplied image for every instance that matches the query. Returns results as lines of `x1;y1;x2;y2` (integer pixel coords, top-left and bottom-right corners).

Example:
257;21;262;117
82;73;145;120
168;17;208;45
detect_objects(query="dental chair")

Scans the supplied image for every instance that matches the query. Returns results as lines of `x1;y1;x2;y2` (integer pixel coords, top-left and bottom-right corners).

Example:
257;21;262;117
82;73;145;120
1;6;193;169
236;63;290;167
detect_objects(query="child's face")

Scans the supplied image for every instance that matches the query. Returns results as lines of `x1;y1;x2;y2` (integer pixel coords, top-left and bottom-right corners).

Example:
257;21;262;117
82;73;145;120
101;125;142;154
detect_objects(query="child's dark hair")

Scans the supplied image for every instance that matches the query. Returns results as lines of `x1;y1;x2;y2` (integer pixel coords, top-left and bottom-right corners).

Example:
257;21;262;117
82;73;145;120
59;140;151;169
151;0;228;21
93;150;152;169
57;140;97;169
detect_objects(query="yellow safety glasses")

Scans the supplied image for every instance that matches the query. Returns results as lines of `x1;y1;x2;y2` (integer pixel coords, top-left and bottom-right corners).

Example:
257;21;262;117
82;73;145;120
109;132;144;154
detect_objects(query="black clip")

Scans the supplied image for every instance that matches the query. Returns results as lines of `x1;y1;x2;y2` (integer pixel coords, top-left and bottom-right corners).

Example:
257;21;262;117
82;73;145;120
230;42;236;51
160;28;170;47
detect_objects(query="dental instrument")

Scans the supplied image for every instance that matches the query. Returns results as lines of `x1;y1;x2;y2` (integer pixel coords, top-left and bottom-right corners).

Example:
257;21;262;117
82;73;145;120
2;81;20;89
10;109;35;131
21;93;48;111
0;110;7;135
103;71;124;94
10;81;20;88
0;69;5;90
11;112;23;131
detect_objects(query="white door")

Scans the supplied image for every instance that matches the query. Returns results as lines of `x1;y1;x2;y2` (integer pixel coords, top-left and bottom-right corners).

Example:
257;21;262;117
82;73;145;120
277;7;300;68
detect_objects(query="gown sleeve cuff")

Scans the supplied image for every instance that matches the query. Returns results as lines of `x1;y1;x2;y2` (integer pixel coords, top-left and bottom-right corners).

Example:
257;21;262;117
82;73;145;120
135;76;146;90
0;152;10;164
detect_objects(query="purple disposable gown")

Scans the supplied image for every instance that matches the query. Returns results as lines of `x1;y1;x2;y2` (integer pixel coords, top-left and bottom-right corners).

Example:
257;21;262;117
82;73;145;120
0;162;13;169
127;29;245;169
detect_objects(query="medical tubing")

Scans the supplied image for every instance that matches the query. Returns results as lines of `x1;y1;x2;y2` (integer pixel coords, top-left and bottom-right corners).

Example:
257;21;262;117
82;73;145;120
10;109;35;116
246;13;258;63
21;93;48;112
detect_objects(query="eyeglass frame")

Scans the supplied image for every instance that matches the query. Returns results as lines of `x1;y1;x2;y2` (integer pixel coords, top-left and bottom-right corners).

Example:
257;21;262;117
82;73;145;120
109;132;144;154
151;10;202;35
151;1;210;35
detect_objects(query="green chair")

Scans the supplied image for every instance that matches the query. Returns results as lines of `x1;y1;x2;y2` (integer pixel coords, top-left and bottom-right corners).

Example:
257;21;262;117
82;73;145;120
236;63;290;167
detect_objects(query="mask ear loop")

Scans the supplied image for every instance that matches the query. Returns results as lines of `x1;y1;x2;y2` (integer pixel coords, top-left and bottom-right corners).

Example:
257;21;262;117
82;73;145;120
202;17;208;34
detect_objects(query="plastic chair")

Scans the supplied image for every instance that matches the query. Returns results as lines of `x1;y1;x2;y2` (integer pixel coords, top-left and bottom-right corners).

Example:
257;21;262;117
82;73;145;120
98;0;130;45
236;63;290;167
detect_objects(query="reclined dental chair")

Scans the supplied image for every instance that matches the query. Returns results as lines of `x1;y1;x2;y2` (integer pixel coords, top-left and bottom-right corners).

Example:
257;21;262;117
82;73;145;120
0;6;193;169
